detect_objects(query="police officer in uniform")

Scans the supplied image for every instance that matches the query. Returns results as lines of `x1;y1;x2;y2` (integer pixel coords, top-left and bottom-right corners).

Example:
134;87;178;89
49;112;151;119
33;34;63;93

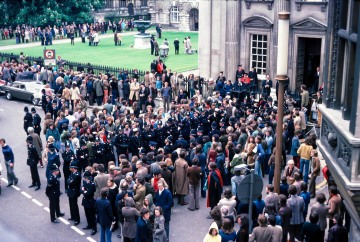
63;141;75;190
31;107;42;136
26;136;41;190
104;135;115;167
81;170;97;235
93;136;105;169
24;106;33;135
129;128;142;158
181;113;191;141
67;161;81;225
77;139;89;172
155;121;166;148
142;124;155;152
46;164;65;223
190;111;200;130
114;129;129;157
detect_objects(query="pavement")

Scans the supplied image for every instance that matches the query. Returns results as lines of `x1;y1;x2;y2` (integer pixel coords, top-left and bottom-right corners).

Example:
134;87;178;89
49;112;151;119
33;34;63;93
0;95;329;242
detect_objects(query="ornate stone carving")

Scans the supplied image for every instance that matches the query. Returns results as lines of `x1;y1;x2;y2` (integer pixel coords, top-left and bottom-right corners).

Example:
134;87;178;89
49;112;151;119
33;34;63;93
291;17;327;32
243;16;273;29
329;0;341;108
244;1;274;10
295;1;328;12
322;119;337;149
339;142;352;166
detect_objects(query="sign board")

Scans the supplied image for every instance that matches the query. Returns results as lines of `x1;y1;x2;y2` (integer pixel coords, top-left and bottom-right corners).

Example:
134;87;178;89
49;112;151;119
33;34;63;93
236;173;263;204
43;49;56;66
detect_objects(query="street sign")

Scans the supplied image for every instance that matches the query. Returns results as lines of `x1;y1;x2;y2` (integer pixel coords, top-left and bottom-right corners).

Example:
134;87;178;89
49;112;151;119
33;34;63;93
237;173;263;204
43;49;56;66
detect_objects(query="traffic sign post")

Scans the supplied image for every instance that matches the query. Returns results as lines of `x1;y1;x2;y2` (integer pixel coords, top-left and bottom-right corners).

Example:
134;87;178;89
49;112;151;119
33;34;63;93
43;49;56;66
236;168;263;232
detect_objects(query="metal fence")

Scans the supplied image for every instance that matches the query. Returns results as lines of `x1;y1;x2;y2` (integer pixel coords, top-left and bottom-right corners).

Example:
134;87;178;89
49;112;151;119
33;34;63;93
0;52;146;82
0;51;208;99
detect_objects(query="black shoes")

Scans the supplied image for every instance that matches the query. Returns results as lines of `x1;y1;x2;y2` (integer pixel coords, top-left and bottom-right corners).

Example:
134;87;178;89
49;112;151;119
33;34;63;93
51;220;60;223
35;186;41;191
68;218;74;221
83;226;91;230
28;184;36;188
57;213;65;217
14;179;18;185
74;221;80;226
6;184;13;187
91;229;97;236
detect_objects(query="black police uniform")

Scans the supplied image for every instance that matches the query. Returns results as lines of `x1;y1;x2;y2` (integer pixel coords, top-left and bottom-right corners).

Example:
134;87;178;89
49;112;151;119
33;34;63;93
114;132;129;156
93;142;105;167
104;140;115;168
155;125;166;147
27;143;41;189
32;111;42;136
81;176;96;232
76;146;89;172
67;167;81;224
129;134;142;157
63;149;75;189
46;171;63;222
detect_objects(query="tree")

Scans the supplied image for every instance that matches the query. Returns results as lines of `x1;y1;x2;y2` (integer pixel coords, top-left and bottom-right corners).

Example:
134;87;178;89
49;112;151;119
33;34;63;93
0;0;105;26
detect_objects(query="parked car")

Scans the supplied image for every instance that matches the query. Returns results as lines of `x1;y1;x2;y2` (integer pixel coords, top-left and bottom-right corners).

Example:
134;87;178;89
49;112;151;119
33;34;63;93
0;81;52;106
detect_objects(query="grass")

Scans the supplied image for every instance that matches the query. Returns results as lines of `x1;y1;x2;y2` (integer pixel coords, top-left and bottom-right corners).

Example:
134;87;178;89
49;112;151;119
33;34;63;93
1;31;199;72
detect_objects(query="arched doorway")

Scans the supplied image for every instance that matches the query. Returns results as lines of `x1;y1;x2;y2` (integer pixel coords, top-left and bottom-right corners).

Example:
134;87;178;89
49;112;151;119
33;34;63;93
189;8;199;31
128;2;134;16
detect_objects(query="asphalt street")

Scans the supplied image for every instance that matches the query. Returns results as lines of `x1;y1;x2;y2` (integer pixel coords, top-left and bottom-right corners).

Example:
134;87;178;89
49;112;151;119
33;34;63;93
0;96;328;242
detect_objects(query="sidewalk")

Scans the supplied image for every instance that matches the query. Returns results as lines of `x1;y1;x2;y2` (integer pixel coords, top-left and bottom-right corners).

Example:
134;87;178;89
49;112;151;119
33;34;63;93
0;29;156;51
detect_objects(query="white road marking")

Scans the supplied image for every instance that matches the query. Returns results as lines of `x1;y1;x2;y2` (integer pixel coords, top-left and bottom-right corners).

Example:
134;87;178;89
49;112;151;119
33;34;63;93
43;207;50;213
1;177;8;184
0;108;4;111
71;226;85;236
58;217;70;225
12;185;20;190
87;237;97;242
32;199;43;206
21;191;32;199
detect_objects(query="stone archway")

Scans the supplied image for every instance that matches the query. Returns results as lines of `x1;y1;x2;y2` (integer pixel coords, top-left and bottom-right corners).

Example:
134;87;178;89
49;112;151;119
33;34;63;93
189;8;199;31
128;2;134;16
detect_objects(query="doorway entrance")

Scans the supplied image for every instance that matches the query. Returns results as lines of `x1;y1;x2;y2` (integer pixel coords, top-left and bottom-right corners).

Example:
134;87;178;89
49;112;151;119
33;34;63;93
295;37;321;94
189;8;199;31
128;2;134;16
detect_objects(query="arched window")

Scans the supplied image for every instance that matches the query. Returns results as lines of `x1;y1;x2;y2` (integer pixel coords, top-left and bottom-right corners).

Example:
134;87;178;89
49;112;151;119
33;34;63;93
170;6;179;23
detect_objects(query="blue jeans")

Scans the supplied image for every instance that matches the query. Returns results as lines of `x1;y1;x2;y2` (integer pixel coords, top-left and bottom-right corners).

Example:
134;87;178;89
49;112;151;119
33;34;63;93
100;225;112;242
255;159;262;177
268;164;274;184
165;221;170;239
300;158;310;183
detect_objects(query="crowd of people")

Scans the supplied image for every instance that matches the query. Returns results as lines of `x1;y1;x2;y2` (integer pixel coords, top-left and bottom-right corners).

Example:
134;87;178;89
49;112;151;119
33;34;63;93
0;47;349;242
0;19;136;46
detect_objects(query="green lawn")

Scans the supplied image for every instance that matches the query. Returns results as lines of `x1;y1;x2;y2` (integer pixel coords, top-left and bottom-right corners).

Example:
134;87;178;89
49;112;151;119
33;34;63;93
1;31;199;72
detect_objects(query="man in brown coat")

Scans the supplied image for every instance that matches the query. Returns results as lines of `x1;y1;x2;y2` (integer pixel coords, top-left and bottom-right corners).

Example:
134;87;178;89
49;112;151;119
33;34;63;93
187;157;202;211
174;149;189;205
309;150;320;198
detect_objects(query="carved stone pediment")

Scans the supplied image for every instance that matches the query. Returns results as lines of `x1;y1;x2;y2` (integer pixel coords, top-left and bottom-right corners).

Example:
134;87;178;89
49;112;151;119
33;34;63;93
243;16;273;29
291;17;327;32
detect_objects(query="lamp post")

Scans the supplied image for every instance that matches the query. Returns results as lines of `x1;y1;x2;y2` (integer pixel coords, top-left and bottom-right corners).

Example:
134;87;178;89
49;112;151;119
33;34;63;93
274;12;290;194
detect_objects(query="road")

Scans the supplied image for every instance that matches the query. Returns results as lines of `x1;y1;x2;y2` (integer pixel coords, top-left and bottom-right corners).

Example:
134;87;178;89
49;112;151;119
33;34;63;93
0;96;328;242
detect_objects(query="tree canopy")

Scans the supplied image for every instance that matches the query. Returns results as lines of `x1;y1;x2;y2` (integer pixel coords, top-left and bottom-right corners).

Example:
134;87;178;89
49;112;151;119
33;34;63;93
0;0;105;26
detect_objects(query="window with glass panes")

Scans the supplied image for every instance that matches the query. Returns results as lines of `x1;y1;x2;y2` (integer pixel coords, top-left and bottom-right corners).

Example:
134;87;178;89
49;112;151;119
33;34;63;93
250;34;268;74
170;6;179;23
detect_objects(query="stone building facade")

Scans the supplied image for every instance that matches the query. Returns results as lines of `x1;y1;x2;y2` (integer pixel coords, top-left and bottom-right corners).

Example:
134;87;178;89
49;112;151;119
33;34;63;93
198;0;329;93
318;0;360;239
93;0;155;22
151;0;199;31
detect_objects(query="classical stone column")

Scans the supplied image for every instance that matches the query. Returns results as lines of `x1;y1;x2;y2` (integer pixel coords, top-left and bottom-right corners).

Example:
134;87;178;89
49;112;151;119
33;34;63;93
198;1;211;79
225;0;240;81
274;12;290;194
210;0;221;78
